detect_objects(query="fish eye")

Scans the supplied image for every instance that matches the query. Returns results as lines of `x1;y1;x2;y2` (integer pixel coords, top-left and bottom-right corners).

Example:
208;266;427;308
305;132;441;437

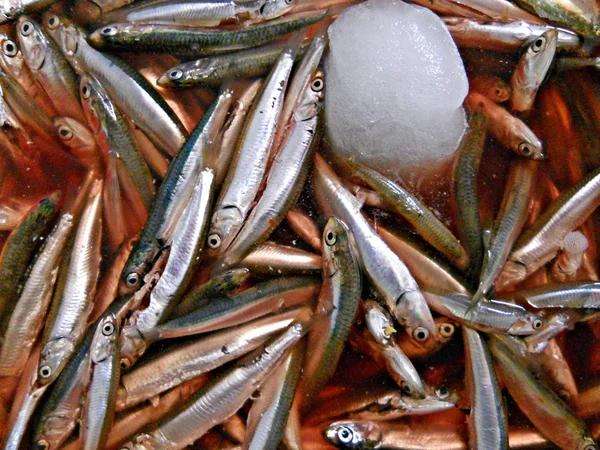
495;88;502;96
81;84;91;99
337;427;354;444
169;69;183;80
532;318;544;329
325;230;337;246
208;234;221;249
439;323;455;337
518;142;532;156
285;0;294;4
101;26;117;37
412;327;428;341
401;381;412;394
20;21;34;36
39;365;52;378
125;272;139;287
435;386;450;398
58;126;73;140
2;40;17;56
120;359;131;370
47;16;60;29
532;37;545;52
311;77;324;92
102;322;115;336
36;440;50;450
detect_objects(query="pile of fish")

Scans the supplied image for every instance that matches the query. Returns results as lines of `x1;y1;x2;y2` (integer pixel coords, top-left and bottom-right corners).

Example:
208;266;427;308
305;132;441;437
0;0;599;448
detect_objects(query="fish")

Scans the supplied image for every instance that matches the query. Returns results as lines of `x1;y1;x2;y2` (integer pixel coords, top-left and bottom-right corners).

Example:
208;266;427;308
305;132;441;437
150;276;320;341
348;160;469;271
120;316;311;450
119;169;214;368
243;338;305;450
80;72;155;210
80;314;120;450
286;208;322;253
423;288;545;335
498;165;600;290
119;89;232;295
44;15;187;157
361;300;427;398
0;213;73;383
89;10;327;55
465;92;545;159
103;151;128;250
37;181;103;386
514;0;600;37
158;41;299;88
469;74;511;103
0;191;60;324
490;337;598;450
510;29;558;114
103;0;296;27
312;153;438;346
53;117;102;171
116;308;306;411
17;17;86;123
207;45;296;255
443;18;581;53
217;69;324;268
472;158;537;305
296;217;361;411
502;281;600;309
463;327;508;450
451;110;487;280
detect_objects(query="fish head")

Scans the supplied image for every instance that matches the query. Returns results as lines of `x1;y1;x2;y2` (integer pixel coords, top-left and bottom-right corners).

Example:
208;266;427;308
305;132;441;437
91;313;119;364
513;132;545;160
395;290;439;349
492;79;511;103
37;337;74;386
323;420;382;449
79;71;117;133
364;299;395;346
158;59;215;88
508;312;545;335
207;206;243;255
89;22;132;47
294;69;325;121
0;32;24;76
260;0;297;20
118;321;147;370
322;217;351;276
17;17;47;71
88;23;120;47
34;411;79;450
436;318;457;344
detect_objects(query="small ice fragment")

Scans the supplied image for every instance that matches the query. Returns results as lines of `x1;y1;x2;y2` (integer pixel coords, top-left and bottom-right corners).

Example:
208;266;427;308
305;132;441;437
325;0;468;181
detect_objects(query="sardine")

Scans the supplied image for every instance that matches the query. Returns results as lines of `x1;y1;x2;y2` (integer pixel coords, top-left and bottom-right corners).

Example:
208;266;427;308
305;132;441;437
44;15;187;157
207;44;296;255
472;158;537;304
451;110;487;280
53;117;102;170
312;153;438;346
349;161;469;271
218;69;323;268
240;242;322;274
80;314;120;450
490;337;598;450
465;92;545;159
498;165;600;290
514;0;600;37
286;208;322;253
463;327;508;450
510;29;558;114
423;288;545;335
296;217;361;410
89;10;327;55
120;317;311;450
17;17;86;123
0;191;59;324
37;181;103;386
503;281;600;309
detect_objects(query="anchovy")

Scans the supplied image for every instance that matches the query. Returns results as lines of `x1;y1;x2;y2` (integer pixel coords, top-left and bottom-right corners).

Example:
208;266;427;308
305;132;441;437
53;117;102;170
296;217;361;411
514;0;600;37
469;74;511;103
286;208;322;253
89;11;327;55
503;281;600;308
422;288;545;335
240;242;322;275
463;327;508;450
312;153;438;346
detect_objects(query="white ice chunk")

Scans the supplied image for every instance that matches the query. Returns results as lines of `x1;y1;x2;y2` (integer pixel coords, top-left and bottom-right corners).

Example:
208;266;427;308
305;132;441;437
325;0;469;180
